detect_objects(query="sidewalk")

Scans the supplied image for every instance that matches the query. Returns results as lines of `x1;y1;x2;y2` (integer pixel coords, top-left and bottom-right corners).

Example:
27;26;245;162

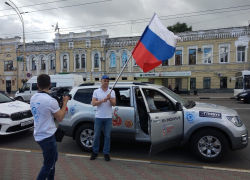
179;93;235;99
0;148;250;180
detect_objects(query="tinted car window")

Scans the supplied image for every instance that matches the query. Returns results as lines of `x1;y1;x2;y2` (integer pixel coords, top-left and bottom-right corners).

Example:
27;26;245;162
0;93;12;103
74;88;96;104
32;83;38;91
25;83;30;91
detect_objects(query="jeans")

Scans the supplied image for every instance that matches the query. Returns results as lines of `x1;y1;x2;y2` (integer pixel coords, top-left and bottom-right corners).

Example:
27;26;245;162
37;134;58;180
93;118;112;154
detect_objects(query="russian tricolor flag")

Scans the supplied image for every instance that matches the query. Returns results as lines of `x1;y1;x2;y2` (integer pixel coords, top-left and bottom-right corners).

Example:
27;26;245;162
132;14;180;72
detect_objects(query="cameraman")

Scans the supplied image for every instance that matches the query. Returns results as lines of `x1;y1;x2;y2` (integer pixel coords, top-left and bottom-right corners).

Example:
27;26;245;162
30;74;70;180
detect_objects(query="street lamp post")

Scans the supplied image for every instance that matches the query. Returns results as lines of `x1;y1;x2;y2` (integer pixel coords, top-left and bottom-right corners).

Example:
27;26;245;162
5;0;27;89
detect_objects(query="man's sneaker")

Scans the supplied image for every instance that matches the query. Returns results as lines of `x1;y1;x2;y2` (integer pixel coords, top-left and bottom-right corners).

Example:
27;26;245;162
104;154;110;161
90;153;98;160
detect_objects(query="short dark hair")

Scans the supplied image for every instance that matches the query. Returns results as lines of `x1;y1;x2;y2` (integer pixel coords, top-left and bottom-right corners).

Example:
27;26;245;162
37;74;51;90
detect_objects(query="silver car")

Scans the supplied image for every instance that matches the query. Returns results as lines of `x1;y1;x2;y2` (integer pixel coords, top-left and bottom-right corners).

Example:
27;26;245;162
59;83;248;162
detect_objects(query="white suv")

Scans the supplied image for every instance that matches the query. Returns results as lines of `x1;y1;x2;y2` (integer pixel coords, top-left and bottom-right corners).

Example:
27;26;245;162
0;93;34;135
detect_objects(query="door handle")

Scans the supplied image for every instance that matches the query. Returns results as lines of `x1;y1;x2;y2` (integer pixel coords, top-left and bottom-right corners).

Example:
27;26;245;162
153;117;160;122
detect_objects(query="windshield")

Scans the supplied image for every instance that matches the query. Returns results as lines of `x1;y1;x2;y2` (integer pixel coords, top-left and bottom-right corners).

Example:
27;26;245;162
235;77;243;89
160;87;188;106
0;93;12;103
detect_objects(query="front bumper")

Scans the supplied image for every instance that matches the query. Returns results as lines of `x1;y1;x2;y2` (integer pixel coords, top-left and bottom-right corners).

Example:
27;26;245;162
0;117;34;135
228;124;248;150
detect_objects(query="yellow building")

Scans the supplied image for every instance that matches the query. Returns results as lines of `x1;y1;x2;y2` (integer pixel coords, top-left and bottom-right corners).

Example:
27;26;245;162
0;26;249;94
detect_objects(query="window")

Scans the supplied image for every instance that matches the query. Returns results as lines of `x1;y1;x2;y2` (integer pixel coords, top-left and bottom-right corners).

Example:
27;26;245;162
6;54;11;57
189;49;196;65
203;77;211;89
41;56;45;70
32;83;38;91
220;46;229;63
114;88;130;107
122;77;127;80
51;56;55;69
81;54;85;68
63;55;67;69
235;77;243;89
204;48;212;64
32;57;36;70
25;83;30;91
4;61;13;71
134;77;138;80
162;60;168;66
94;53;99;68
237;46;246;62
122;52;127;67
75;54;80;69
220;77;227;89
74;88;96;104
51;83;57;89
83;78;86;81
110;77;115;80
190;78;196;89
110;53;116;67
95;78;99;81
244;75;250;89
175;50;182;65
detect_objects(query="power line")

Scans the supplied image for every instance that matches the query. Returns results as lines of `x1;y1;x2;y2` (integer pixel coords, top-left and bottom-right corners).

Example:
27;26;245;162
0;0;69;11
0;0;112;18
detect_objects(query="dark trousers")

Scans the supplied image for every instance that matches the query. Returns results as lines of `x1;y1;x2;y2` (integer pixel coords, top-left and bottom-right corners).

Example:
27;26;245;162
37;134;58;180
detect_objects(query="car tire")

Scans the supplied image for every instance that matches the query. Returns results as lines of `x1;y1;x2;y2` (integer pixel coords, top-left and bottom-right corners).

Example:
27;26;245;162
16;96;23;101
190;128;228;163
76;123;104;152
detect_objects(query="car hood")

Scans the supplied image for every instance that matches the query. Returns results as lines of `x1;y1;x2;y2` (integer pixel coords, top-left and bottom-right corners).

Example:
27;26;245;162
192;102;237;116
0;101;31;115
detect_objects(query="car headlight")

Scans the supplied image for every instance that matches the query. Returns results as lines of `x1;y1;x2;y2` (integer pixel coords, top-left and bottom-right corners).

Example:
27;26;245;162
240;93;247;96
0;113;10;118
227;116;243;127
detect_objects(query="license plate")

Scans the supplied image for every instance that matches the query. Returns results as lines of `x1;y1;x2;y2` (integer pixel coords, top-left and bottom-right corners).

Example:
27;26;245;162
21;120;34;127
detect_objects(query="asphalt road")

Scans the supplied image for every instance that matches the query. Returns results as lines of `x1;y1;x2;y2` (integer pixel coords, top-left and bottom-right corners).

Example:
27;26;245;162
1;99;250;170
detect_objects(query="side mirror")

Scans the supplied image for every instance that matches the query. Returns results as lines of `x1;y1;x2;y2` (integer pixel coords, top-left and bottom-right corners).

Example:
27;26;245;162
175;102;183;111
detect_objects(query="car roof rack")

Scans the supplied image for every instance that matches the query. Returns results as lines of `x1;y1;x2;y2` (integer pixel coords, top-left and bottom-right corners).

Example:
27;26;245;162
79;83;95;86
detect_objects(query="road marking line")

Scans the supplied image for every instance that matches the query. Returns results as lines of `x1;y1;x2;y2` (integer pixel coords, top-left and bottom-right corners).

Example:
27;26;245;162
1;148;250;173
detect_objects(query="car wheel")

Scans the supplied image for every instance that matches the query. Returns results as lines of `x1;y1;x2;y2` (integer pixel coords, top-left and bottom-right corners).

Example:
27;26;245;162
76;123;103;152
190;128;228;163
16;96;23;101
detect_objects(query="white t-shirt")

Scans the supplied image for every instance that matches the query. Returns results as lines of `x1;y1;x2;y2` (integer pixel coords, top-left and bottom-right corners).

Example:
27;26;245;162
93;87;116;118
30;93;60;142
146;96;157;110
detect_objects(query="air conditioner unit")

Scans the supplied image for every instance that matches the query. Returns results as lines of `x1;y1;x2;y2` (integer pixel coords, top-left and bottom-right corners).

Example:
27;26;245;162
198;48;203;52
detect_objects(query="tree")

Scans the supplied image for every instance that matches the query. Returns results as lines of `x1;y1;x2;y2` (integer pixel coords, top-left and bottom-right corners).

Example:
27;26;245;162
167;22;192;33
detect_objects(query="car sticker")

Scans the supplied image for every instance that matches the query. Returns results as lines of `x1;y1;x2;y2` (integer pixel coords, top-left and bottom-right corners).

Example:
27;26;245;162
199;111;222;119
125;119;133;128
70;105;76;115
186;111;196;123
162;124;166;137
112;107;122;126
166;125;174;133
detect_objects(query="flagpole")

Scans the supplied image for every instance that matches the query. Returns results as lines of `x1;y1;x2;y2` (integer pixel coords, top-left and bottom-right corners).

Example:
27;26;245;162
109;53;133;93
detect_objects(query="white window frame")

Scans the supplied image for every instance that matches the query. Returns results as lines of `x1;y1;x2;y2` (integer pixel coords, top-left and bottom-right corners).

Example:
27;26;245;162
174;47;183;65
236;46;247;63
219;43;230;64
202;44;213;64
188;45;198;65
110;52;116;67
91;50;101;72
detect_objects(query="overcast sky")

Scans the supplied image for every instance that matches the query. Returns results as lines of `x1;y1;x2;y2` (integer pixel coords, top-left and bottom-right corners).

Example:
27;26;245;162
0;0;249;43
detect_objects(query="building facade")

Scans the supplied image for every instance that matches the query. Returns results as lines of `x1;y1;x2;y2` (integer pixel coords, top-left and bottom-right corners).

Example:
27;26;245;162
0;26;249;94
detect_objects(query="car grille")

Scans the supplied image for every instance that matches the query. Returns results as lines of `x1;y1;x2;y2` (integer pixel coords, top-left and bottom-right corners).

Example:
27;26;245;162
10;110;33;121
6;123;33;133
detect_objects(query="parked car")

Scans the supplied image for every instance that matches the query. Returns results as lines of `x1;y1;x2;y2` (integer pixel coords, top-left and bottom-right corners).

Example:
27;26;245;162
0;93;33;135
15;74;83;102
58;82;248;162
236;91;250;103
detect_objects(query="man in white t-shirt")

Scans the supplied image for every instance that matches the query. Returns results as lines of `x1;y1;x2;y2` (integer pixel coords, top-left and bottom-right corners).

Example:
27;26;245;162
30;74;69;180
146;90;159;112
90;75;116;161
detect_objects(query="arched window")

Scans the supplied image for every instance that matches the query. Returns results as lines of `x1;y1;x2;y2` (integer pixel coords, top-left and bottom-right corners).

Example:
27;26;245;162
110;53;116;67
41;56;45;70
32;57;36;70
94;53;99;68
75;54;80;69
81;54;85;68
51;56;55;69
122;52;127;67
63;55;67;69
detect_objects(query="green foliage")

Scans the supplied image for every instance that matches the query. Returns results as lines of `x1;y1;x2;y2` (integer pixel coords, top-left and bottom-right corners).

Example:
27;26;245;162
167;22;192;33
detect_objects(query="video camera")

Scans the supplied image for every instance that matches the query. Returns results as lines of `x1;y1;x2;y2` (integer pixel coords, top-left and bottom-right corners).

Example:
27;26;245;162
63;92;72;100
